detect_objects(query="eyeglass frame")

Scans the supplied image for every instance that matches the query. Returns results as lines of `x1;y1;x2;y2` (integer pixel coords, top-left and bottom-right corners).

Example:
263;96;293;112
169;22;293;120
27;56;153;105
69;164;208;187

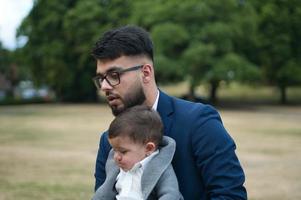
92;65;144;89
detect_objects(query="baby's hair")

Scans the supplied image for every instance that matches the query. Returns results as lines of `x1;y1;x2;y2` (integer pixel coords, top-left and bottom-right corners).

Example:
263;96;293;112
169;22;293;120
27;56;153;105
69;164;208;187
108;105;163;147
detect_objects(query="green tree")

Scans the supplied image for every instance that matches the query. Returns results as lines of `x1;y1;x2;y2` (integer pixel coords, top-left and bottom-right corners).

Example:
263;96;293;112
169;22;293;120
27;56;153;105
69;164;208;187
252;0;301;104
132;0;260;103
18;0;133;101
18;0;79;101
151;23;189;84
0;43;20;98
0;42;10;74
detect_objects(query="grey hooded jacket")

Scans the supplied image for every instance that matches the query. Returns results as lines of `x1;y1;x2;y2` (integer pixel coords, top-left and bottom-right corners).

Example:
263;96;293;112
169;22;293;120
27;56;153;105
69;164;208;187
92;136;183;200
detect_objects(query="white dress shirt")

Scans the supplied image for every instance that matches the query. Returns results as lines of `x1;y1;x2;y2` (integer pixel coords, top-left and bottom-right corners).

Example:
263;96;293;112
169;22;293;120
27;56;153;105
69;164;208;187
115;150;159;200
152;90;159;111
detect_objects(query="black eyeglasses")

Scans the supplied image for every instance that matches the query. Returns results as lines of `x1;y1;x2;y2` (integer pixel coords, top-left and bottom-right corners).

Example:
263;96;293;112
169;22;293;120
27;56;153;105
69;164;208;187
92;65;143;89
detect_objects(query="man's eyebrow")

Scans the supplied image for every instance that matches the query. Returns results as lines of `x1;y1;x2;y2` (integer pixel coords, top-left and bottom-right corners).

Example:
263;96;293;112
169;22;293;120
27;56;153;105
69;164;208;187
96;66;123;76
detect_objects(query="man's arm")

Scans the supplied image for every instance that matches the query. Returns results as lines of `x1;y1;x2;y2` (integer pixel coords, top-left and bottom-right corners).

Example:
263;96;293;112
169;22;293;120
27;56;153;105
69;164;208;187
192;107;247;200
94;132;111;191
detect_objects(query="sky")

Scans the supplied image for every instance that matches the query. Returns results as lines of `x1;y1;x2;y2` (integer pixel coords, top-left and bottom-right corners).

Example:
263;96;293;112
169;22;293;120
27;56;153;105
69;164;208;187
0;0;33;50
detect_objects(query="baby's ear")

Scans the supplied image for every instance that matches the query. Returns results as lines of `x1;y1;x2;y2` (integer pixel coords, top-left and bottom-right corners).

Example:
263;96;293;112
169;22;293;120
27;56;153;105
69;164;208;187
145;142;156;156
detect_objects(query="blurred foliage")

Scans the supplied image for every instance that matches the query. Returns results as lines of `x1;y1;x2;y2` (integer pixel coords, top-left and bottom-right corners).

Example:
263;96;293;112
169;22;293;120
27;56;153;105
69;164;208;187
252;0;301;104
0;42;24;97
0;0;297;103
0;42;10;74
17;0;132;101
132;0;260;103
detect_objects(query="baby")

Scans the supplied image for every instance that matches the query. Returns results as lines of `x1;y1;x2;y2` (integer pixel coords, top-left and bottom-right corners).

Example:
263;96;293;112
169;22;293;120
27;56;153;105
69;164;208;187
92;105;183;200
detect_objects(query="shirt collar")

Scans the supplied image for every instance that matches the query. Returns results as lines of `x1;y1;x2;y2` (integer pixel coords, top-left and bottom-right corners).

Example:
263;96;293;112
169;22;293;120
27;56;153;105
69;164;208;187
121;149;159;174
151;90;160;111
139;149;159;170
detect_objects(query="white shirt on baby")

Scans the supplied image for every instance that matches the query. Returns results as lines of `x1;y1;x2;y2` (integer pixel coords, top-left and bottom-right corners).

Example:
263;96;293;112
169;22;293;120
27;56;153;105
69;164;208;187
115;150;159;200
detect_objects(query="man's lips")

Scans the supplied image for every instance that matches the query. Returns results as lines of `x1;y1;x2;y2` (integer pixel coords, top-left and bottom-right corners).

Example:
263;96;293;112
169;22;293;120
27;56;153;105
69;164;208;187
107;95;116;101
106;94;120;105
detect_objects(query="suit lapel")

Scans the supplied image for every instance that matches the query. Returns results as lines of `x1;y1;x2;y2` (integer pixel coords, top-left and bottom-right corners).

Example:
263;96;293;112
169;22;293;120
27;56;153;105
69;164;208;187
157;91;174;137
141;137;175;199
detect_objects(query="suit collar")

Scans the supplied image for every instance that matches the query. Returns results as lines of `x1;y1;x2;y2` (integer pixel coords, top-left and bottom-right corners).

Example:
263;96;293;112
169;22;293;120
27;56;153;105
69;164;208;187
157;90;174;137
141;136;176;198
157;90;173;116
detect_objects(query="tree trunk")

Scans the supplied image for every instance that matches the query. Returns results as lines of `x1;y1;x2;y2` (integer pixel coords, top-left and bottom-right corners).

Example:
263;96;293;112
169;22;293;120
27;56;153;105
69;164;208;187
7;64;18;98
280;85;287;104
209;80;219;104
188;83;196;100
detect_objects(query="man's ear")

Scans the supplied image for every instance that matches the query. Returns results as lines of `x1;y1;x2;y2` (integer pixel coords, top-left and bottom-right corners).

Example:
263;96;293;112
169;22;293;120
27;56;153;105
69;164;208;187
141;64;153;83
145;142;156;156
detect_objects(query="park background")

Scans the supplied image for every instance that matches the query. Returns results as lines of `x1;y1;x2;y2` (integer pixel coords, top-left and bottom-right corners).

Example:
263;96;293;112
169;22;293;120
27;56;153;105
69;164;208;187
0;0;301;199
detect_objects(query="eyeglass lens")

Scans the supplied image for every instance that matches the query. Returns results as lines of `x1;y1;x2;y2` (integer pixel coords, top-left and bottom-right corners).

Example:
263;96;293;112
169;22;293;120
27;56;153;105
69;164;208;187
105;72;120;86
93;65;143;89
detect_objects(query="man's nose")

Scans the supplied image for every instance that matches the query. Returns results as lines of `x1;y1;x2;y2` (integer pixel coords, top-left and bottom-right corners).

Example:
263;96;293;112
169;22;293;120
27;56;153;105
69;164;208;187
100;79;113;91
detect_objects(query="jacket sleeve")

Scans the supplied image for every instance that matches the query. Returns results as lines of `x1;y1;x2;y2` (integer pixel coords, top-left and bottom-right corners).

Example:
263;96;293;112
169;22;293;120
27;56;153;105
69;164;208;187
92;150;118;200
94;131;111;191
155;165;184;200
192;106;247;200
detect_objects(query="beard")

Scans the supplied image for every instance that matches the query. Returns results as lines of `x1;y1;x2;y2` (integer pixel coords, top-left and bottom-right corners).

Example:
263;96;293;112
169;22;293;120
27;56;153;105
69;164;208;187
110;84;146;116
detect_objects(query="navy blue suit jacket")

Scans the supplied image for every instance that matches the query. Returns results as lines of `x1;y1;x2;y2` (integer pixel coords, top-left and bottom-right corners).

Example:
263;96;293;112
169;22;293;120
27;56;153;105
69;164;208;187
94;91;247;199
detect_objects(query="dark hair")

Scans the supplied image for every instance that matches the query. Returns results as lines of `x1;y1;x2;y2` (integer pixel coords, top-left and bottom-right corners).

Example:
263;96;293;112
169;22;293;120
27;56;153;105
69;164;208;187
92;25;154;61
108;105;163;147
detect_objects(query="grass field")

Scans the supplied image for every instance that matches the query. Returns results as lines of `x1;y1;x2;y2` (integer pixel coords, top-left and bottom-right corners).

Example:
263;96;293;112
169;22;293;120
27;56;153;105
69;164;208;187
0;100;301;199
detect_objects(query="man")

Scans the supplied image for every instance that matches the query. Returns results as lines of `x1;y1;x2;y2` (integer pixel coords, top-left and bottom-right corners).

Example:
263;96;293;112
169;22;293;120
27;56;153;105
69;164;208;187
91;25;247;199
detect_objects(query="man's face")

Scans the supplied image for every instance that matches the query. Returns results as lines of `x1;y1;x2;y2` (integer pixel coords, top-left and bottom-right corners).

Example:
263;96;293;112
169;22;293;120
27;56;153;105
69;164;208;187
109;136;147;171
96;56;146;116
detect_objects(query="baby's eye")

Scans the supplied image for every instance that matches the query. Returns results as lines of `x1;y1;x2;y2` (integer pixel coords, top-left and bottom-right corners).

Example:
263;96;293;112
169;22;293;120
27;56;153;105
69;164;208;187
120;150;128;154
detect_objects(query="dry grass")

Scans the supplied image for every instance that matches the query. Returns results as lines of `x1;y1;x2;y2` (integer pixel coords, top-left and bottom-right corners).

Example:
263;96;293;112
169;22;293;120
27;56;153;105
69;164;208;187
0;103;300;200
0;104;114;200
220;106;301;200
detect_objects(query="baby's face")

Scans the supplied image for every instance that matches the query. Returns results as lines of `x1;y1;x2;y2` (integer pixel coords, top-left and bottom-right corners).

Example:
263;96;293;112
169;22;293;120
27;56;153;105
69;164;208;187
109;136;148;171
